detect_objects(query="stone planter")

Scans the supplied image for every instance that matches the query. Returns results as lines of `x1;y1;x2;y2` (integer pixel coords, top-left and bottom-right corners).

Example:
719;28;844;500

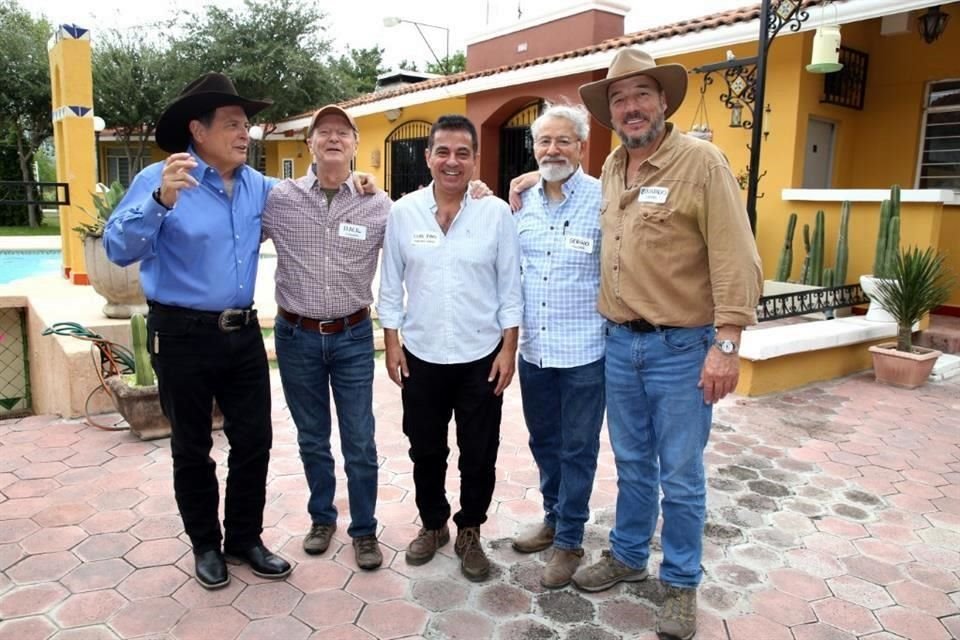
83;235;148;319
868;342;941;389
105;376;224;441
859;275;896;323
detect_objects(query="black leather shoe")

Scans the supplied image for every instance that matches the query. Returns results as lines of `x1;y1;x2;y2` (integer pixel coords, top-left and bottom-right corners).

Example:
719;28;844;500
194;549;230;589
225;544;292;579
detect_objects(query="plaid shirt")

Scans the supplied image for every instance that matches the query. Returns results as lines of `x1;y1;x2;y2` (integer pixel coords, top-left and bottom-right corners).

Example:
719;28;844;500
516;167;605;368
262;170;392;319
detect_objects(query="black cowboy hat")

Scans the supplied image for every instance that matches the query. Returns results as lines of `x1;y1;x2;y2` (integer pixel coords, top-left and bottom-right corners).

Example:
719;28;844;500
155;72;273;153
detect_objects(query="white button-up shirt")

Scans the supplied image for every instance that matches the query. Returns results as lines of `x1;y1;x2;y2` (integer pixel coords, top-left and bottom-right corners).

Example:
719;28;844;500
377;185;523;364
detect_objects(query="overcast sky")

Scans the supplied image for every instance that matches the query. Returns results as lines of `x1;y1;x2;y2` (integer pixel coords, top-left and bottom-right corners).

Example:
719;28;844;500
32;0;744;69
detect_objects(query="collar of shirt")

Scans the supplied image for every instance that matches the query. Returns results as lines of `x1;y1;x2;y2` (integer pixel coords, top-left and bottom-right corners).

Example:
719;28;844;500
298;166;358;196
535;165;586;205
423;181;469;214
185;144;247;186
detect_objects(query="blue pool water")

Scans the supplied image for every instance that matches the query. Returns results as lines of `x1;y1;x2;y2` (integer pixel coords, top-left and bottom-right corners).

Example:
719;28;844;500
0;250;62;284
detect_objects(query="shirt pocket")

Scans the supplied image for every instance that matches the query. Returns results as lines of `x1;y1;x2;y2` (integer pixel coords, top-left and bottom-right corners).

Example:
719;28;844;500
632;204;675;249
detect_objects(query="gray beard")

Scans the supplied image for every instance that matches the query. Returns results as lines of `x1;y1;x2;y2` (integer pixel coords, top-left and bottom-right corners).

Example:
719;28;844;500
539;160;576;183
616;114;665;150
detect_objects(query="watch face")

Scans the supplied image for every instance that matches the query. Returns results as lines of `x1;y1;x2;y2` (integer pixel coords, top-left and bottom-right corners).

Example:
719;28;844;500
717;340;736;354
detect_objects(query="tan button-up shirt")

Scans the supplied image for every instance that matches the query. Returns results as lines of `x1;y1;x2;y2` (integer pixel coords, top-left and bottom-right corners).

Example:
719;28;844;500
598;123;762;328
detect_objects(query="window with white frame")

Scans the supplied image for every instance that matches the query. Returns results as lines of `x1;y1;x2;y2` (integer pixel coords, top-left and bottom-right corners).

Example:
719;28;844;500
282;159;294;179
105;148;146;187
917;79;960;191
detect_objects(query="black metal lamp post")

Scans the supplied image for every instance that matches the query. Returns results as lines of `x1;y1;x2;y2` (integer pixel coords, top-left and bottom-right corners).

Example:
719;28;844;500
693;0;811;234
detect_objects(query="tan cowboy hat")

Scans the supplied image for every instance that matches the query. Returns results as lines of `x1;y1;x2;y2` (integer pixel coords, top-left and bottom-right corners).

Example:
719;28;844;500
578;48;688;130
155;72;272;152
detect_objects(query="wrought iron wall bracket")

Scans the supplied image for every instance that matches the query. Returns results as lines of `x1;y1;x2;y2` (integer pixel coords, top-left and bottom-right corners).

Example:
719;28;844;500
693;57;759;129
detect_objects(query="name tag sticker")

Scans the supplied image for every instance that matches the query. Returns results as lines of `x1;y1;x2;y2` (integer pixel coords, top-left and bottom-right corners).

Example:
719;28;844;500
637;187;669;204
412;231;441;246
565;235;594;253
338;222;367;240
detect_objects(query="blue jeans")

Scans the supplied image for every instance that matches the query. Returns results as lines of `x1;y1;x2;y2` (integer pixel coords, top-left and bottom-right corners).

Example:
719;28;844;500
518;356;604;550
274;314;378;538
604;322;714;588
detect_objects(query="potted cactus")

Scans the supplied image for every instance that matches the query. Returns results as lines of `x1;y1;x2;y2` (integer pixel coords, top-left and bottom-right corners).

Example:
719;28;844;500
104;313;170;440
867;247;954;388
860;185;901;322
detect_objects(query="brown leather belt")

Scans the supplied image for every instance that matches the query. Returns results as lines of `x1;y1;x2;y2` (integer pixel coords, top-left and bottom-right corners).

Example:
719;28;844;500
277;306;369;335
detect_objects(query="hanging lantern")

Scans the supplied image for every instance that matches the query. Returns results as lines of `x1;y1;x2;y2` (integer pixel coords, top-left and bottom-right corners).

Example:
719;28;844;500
729;102;743;128
918;6;950;44
807;24;844;74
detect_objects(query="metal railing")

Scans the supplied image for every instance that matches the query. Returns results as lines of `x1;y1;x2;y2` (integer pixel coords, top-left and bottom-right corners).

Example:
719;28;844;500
0;180;70;206
0;307;32;418
757;283;870;322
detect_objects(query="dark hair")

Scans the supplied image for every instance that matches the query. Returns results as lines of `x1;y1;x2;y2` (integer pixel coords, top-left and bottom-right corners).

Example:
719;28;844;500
187;109;218;145
427;115;478;152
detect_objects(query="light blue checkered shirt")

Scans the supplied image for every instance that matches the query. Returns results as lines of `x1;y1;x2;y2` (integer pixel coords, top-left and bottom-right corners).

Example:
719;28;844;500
517;167;605;368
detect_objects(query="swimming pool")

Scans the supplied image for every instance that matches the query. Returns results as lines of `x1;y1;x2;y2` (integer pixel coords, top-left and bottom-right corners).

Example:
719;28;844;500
0;250;62;285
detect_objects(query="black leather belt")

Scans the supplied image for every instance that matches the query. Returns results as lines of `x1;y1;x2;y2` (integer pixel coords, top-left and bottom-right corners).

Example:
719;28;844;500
277;306;369;335
147;301;258;333
622;318;681;333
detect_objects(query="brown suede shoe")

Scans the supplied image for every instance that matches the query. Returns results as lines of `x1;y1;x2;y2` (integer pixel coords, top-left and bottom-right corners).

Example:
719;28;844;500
303;522;337;555
405;525;450;566
454;526;490;582
511;523;555;553
571;549;648;592
541;547;584;588
352;534;383;570
657;584;698;640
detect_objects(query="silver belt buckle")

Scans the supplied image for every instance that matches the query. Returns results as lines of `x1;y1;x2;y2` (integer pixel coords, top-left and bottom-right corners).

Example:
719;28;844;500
218;309;246;332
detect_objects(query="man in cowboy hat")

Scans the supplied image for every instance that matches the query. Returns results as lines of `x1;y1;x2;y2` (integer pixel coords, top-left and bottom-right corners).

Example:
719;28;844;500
104;72;292;589
261;104;391;571
570;48;762;639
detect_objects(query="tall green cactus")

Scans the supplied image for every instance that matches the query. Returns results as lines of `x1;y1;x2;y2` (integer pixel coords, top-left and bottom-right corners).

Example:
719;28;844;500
823;267;834;288
873;185;901;278
834;201;851;285
130;313;155;387
800;223;811;285
776;212;798;281
806;210;825;286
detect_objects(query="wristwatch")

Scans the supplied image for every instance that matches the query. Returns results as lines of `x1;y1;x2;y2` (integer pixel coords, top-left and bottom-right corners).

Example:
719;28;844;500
152;187;172;211
714;339;738;355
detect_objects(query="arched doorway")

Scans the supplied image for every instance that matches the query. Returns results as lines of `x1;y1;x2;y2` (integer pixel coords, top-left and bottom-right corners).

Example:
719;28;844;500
498;100;543;200
385;121;432;200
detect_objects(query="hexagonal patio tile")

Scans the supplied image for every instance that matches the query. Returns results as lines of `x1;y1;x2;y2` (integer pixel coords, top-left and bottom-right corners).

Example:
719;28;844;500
346;568;408;602
750;589;816;626
357;599;429;639
5;551;80;584
124;539;190;568
233;581;303;619
32;502;96;527
293;590;363;629
428;609;495;640
74;533;139;562
20;525;87;554
0;518;38;544
171;605;249;640
109;596;186;638
0;582;69;619
0;615;57;640
811;597;882;636
61;558;135;593
117;566;190;600
887;579;957;617
410;577;470;611
52;589;127;628
826;575;894;610
235;617;311;640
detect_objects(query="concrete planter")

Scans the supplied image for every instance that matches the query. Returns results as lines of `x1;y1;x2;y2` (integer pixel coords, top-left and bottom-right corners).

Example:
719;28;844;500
104;376;224;441
868;342;941;389
83;235;148;319
859;275;896;323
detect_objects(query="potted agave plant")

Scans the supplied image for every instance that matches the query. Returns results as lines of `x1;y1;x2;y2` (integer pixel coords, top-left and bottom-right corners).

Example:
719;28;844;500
74;181;148;319
867;246;954;388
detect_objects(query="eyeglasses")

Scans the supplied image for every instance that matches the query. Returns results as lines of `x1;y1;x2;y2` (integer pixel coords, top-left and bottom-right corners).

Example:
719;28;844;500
534;137;579;149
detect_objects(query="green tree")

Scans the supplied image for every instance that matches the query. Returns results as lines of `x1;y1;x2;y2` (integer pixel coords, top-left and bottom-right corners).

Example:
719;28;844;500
426;51;466;75
92;31;171;184
396;59;420;72
328;46;388;98
0;0;53;226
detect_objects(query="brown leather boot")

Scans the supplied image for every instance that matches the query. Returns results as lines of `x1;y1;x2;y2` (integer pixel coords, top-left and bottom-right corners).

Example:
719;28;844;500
405;525;450;566
454;526;490;582
511;523;555;553
541;547;584;588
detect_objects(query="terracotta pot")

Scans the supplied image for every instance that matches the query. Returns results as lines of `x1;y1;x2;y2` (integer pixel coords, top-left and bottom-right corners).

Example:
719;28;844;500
83;235;148;319
868;342;941;389
104;376;225;441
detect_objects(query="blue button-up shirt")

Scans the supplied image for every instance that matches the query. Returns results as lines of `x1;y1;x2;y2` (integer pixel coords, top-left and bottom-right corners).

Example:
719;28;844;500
377;185;523;365
516;167;605;368
103;148;275;311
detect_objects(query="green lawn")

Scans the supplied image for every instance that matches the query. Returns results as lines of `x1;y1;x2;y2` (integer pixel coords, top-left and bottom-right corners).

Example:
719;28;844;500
0;220;61;236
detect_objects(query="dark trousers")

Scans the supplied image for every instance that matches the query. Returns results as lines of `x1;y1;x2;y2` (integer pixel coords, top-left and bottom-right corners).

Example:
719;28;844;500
147;306;272;553
401;344;503;530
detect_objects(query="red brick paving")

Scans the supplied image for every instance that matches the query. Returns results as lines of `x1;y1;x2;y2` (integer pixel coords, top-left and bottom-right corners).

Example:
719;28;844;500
0;369;958;638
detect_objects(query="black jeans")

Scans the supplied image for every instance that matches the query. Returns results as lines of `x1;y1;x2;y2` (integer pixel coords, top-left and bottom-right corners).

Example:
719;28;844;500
401;344;503;530
147;305;272;553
